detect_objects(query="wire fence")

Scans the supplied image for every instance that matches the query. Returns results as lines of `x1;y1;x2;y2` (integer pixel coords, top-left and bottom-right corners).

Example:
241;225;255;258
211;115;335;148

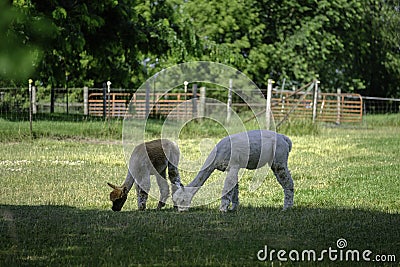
0;87;133;121
362;96;400;114
0;86;399;123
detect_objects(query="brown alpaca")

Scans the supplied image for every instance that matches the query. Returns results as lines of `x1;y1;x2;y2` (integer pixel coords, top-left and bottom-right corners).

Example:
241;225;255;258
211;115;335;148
108;139;183;211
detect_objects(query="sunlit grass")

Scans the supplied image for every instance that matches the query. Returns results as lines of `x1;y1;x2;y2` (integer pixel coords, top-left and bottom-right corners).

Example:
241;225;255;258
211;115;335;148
1;127;399;210
0;121;399;266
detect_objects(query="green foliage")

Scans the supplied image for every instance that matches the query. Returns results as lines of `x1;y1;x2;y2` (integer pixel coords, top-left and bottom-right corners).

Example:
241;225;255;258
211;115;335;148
33;0;144;88
175;0;400;96
1;0;400;98
0;0;54;81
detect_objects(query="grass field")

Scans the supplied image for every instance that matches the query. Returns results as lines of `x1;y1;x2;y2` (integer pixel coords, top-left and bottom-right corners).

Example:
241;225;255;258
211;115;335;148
0;115;399;266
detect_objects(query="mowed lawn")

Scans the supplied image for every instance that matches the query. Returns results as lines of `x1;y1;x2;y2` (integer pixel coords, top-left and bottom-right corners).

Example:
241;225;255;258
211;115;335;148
0;123;399;266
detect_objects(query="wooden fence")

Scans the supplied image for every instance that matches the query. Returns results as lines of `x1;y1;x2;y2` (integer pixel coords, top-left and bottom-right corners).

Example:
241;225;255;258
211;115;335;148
88;92;130;118
88;92;199;119
88;89;363;123
270;91;363;123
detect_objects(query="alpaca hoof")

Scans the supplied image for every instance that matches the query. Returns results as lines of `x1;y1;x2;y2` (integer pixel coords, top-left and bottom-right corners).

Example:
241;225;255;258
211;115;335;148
157;201;166;210
229;206;238;212
229;202;239;212
138;203;146;211
282;205;292;211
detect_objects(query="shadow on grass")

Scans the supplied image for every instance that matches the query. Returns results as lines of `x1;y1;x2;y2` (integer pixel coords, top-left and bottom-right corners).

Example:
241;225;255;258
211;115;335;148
1;205;399;266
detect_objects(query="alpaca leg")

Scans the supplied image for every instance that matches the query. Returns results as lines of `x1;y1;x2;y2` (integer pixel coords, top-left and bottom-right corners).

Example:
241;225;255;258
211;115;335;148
220;166;239;212
271;162;294;210
135;183;148;211
167;161;183;208
135;173;151;211
229;183;240;211
156;168;169;209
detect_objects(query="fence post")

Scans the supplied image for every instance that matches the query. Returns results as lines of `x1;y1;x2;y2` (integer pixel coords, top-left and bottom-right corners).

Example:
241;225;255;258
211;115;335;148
102;82;106;118
107;81;111;118
50;87;55;113
281;96;285;113
280;78;286;113
184;81;188;118
65;74;69;114
199;87;206;117
227;79;233;123
145;81;150;118
312;80;319;123
280;78;286;102
192;84;198;117
266;79;274;130
32;86;37;114
83;86;89;115
28;79;33;136
336;88;341;125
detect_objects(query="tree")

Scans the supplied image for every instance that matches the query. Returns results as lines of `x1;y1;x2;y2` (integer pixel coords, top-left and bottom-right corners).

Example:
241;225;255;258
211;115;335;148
2;0;399;98
355;0;400;97
0;0;53;84
32;0;146;88
173;0;400;96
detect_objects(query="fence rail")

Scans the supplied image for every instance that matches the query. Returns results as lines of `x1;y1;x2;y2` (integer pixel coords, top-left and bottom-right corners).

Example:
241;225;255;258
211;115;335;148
362;96;400;114
88;92;131;118
1;85;398;124
269;91;363;123
85;88;363;123
87;92;200;118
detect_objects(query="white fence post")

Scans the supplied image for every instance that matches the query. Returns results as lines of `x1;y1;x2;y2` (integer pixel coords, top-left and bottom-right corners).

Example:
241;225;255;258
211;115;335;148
312;80;319;123
184;81;188;118
336;88;341;125
107;81;111;118
192;84;198;117
83;86;89;115
199;86;206;117
227;79;232;123
145;81;150;118
266;79;274;130
28;79;33;136
32;86;37;114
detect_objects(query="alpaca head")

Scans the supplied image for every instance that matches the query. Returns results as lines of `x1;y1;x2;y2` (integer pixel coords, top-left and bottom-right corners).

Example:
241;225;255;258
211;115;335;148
107;182;128;211
173;187;196;212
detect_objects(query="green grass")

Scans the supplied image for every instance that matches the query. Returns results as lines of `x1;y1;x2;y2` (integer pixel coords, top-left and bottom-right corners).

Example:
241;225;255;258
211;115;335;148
0;118;123;141
0;115;321;142
0;117;399;266
364;114;400;127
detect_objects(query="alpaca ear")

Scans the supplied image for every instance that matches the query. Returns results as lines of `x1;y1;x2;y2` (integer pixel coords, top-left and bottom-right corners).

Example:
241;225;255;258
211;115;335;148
107;182;117;189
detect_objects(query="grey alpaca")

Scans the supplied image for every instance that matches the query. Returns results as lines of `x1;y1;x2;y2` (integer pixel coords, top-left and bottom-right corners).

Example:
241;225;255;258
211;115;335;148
173;130;294;212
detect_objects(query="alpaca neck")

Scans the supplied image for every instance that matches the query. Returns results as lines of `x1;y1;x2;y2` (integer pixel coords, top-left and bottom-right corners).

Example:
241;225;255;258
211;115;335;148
188;165;215;188
122;170;135;192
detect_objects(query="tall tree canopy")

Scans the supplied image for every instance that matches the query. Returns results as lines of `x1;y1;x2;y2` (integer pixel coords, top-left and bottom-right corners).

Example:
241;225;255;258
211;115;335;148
1;0;399;97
